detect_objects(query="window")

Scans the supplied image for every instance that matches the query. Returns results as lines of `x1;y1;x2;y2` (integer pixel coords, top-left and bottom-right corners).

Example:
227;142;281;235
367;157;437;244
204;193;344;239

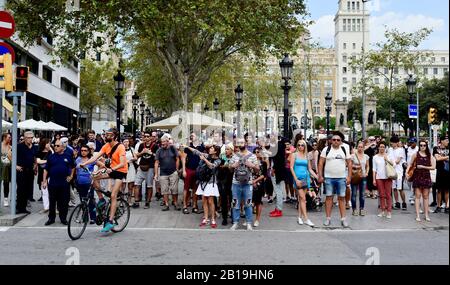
343;19;347;31
343;67;347;74
352;78;357;84
96;52;101;62
61;78;78;97
352;19;356;31
423;68;428;75
441;57;446;62
79;51;86;60
444;68;448;74
384;68;388;74
343;55;347;62
343;77;347;84
42;66;52;84
353;43;356;49
431;57;435;63
42;34;53;46
343;87;347;93
374;78;380;84
26;56;39;75
374;68;379;74
314;107;321;114
384;78;389;84
352;67;356;74
394;78;399;84
324;80;333;88
357;1;360;10
394;68;399;74
347;1;351;11
343;42;347;49
357;19;361;31
433;68;438;75
352;1;355;10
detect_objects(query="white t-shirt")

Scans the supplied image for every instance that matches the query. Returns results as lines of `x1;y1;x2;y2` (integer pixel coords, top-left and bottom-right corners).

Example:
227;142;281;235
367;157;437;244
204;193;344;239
407;146;418;165
388;147;406;173
320;146;351;178
373;155;388;179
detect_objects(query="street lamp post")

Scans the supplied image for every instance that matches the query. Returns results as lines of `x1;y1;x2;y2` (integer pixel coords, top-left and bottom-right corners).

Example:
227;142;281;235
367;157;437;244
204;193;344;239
139;101;145;132
235;84;243;138
213;98;220;120
132;92;139;138
361;0;369;140
288;101;294;139
406;74;417;139
203;104;210;114
353;111;358;143
145;106;151;126
113;69;125;138
264;107;269;136
391;109;396;136
279;54;294;139
325;92;332;136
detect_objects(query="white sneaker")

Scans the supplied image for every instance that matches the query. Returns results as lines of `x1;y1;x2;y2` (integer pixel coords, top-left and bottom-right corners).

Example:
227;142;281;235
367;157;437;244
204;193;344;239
386;213;392;219
242;222;247;227
305;219;315;227
410;200;415;205
230;223;239;230
254;221;259;227
297;217;304;225
3;199;9;207
377;212;385;218
419;209;424;214
247;224;253;231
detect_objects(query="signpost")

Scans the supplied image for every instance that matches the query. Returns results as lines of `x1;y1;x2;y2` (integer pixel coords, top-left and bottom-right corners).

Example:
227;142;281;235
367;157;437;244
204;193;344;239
408;104;418;119
0;11;15;38
0;41;14;63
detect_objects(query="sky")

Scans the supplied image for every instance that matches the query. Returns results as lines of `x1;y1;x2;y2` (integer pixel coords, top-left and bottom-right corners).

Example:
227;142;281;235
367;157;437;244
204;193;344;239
307;0;449;50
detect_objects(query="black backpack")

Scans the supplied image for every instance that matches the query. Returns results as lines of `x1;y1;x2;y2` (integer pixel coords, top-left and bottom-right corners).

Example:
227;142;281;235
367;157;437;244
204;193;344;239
235;153;253;185
196;158;215;190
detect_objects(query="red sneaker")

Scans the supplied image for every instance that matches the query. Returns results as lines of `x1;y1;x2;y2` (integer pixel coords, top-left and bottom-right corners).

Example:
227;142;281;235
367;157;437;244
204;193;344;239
270;209;282;217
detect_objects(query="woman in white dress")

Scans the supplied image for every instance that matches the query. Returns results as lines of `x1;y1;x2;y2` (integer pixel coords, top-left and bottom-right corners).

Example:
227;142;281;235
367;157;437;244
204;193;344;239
122;138;137;205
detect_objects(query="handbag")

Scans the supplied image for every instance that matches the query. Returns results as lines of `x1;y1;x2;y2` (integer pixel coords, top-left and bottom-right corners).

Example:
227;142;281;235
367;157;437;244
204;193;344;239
351;154;363;185
385;159;398;180
406;156;416;182
1;153;10;166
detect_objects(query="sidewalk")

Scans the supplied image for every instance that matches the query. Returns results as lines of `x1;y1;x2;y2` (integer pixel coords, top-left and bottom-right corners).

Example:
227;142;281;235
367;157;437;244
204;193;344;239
12;180;449;231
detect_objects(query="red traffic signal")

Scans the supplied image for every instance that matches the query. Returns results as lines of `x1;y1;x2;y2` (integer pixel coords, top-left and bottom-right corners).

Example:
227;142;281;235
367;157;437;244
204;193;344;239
14;66;29;92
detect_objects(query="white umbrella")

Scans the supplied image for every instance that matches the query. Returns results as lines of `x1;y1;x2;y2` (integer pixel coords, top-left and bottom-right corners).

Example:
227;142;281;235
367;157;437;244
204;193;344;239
45;121;68;131
17;119;47;130
2;120;12;129
147;112;233;129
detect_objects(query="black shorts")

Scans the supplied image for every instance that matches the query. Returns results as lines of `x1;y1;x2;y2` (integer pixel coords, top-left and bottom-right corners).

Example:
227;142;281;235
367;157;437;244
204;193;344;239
252;184;264;205
109;171;127;180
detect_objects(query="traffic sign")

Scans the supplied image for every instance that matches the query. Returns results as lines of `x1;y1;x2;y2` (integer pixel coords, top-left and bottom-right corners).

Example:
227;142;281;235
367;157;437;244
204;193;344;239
0;42;15;63
0;11;15;38
408;104;418;119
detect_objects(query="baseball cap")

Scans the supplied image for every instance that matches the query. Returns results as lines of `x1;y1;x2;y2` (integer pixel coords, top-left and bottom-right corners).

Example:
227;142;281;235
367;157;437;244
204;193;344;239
408;138;417;143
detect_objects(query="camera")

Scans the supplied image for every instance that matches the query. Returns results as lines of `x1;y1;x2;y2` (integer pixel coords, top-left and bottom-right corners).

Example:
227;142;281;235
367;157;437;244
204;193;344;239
105;158;111;168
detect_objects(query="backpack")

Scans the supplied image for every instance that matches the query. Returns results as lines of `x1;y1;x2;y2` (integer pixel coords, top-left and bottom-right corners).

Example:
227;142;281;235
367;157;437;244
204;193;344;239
235;153;253;185
196;159;215;190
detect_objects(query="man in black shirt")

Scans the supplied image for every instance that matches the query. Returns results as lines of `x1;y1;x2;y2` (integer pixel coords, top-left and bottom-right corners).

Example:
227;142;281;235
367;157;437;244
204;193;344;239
16;131;37;214
433;136;449;213
364;136;378;199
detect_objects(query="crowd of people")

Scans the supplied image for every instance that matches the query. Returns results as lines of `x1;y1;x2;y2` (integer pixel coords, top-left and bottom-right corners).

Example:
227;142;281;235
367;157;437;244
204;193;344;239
0;127;448;232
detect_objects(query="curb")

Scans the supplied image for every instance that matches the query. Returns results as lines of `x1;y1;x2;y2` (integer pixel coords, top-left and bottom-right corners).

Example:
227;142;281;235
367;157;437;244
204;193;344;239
0;213;28;226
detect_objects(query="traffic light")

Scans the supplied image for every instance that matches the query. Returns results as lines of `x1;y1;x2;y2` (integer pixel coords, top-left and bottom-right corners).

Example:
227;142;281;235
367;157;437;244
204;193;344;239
428;107;438;125
0;53;14;92
15;65;29;92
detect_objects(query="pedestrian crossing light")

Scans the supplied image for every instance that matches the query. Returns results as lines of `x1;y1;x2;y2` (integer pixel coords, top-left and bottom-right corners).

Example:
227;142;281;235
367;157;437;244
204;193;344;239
0;53;14;91
428;107;438;124
15;65;29;92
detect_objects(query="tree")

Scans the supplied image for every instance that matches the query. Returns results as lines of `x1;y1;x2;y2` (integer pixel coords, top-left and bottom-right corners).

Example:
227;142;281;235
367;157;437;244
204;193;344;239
350;27;432;135
9;0;310;140
79;59;116;129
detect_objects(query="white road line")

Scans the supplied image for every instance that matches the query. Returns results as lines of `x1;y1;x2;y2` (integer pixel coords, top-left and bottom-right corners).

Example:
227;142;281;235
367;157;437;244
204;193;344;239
0;227;10;232
0;21;13;29
10;226;445;234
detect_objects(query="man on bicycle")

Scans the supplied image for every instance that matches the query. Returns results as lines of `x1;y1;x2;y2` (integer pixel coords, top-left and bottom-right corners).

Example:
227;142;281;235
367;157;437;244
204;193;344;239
80;128;128;232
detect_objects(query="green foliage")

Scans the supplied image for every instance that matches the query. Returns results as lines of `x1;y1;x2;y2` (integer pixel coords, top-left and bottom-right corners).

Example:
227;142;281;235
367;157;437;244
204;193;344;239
314;116;335;131
367;127;384;137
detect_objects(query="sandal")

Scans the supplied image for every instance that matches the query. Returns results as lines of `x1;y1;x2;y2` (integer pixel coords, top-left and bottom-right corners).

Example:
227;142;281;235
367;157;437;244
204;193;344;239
192;207;199;214
183;208;189;214
211;220;217;228
199;218;209;227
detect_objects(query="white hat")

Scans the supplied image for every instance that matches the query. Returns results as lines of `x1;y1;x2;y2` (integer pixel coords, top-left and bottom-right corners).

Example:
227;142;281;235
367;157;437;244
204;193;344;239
60;137;69;145
86;142;95;149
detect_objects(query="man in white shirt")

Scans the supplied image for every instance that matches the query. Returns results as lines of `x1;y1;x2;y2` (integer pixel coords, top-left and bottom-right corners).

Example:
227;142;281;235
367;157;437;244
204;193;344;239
318;132;352;228
388;136;407;210
406;138;418;205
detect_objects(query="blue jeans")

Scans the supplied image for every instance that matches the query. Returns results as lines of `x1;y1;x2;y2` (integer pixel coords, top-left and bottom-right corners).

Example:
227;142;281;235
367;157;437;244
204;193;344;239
324;178;347;197
231;183;253;224
76;183;97;221
351;178;366;210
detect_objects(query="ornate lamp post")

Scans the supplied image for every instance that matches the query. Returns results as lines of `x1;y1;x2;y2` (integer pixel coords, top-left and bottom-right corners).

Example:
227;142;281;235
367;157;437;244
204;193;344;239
279;54;294;139
391;109;396;136
264;107;269;136
145;106;151;126
406;74;417;139
132;92;139;138
139;101;145;132
113;69;125;137
353;111;358;142
235;84;243;137
325;92;332;136
213;98;220;119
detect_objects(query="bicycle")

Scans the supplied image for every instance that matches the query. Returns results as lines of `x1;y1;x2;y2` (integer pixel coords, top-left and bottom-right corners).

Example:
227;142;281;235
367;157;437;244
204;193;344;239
68;167;131;240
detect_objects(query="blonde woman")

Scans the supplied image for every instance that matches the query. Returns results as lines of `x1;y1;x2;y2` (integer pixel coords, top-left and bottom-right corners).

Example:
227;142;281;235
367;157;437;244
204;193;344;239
289;139;317;227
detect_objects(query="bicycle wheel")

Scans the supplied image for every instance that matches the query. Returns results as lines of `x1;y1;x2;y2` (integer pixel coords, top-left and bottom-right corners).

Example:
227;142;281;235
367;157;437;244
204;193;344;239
68;204;88;240
111;198;130;233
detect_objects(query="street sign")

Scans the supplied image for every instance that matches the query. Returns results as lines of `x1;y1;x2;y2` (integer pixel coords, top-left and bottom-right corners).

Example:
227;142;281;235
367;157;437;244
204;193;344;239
0;41;15;63
408;104;418;119
0;11;15;38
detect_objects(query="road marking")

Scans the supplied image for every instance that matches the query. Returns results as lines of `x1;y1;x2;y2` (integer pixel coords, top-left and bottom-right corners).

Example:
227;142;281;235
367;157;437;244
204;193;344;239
0;227;10;232
10;226;447;234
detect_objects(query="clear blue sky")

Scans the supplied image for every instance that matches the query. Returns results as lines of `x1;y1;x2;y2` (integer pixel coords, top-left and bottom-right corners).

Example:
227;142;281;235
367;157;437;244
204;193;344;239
306;0;449;50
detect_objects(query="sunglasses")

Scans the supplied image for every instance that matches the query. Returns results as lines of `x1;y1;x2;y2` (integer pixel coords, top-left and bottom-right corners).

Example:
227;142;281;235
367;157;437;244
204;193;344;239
332;139;341;142
297;144;305;147
54;144;62;147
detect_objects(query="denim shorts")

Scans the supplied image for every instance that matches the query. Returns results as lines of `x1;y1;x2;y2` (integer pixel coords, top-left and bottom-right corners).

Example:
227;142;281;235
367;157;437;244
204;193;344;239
324;178;347;197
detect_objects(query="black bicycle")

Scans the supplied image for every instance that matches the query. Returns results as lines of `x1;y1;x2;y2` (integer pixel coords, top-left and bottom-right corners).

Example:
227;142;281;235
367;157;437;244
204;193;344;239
68;168;131;240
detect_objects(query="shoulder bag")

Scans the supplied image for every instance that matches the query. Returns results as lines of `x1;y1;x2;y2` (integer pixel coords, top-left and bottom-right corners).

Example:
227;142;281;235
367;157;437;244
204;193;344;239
385;159;398;180
351;154;363;185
